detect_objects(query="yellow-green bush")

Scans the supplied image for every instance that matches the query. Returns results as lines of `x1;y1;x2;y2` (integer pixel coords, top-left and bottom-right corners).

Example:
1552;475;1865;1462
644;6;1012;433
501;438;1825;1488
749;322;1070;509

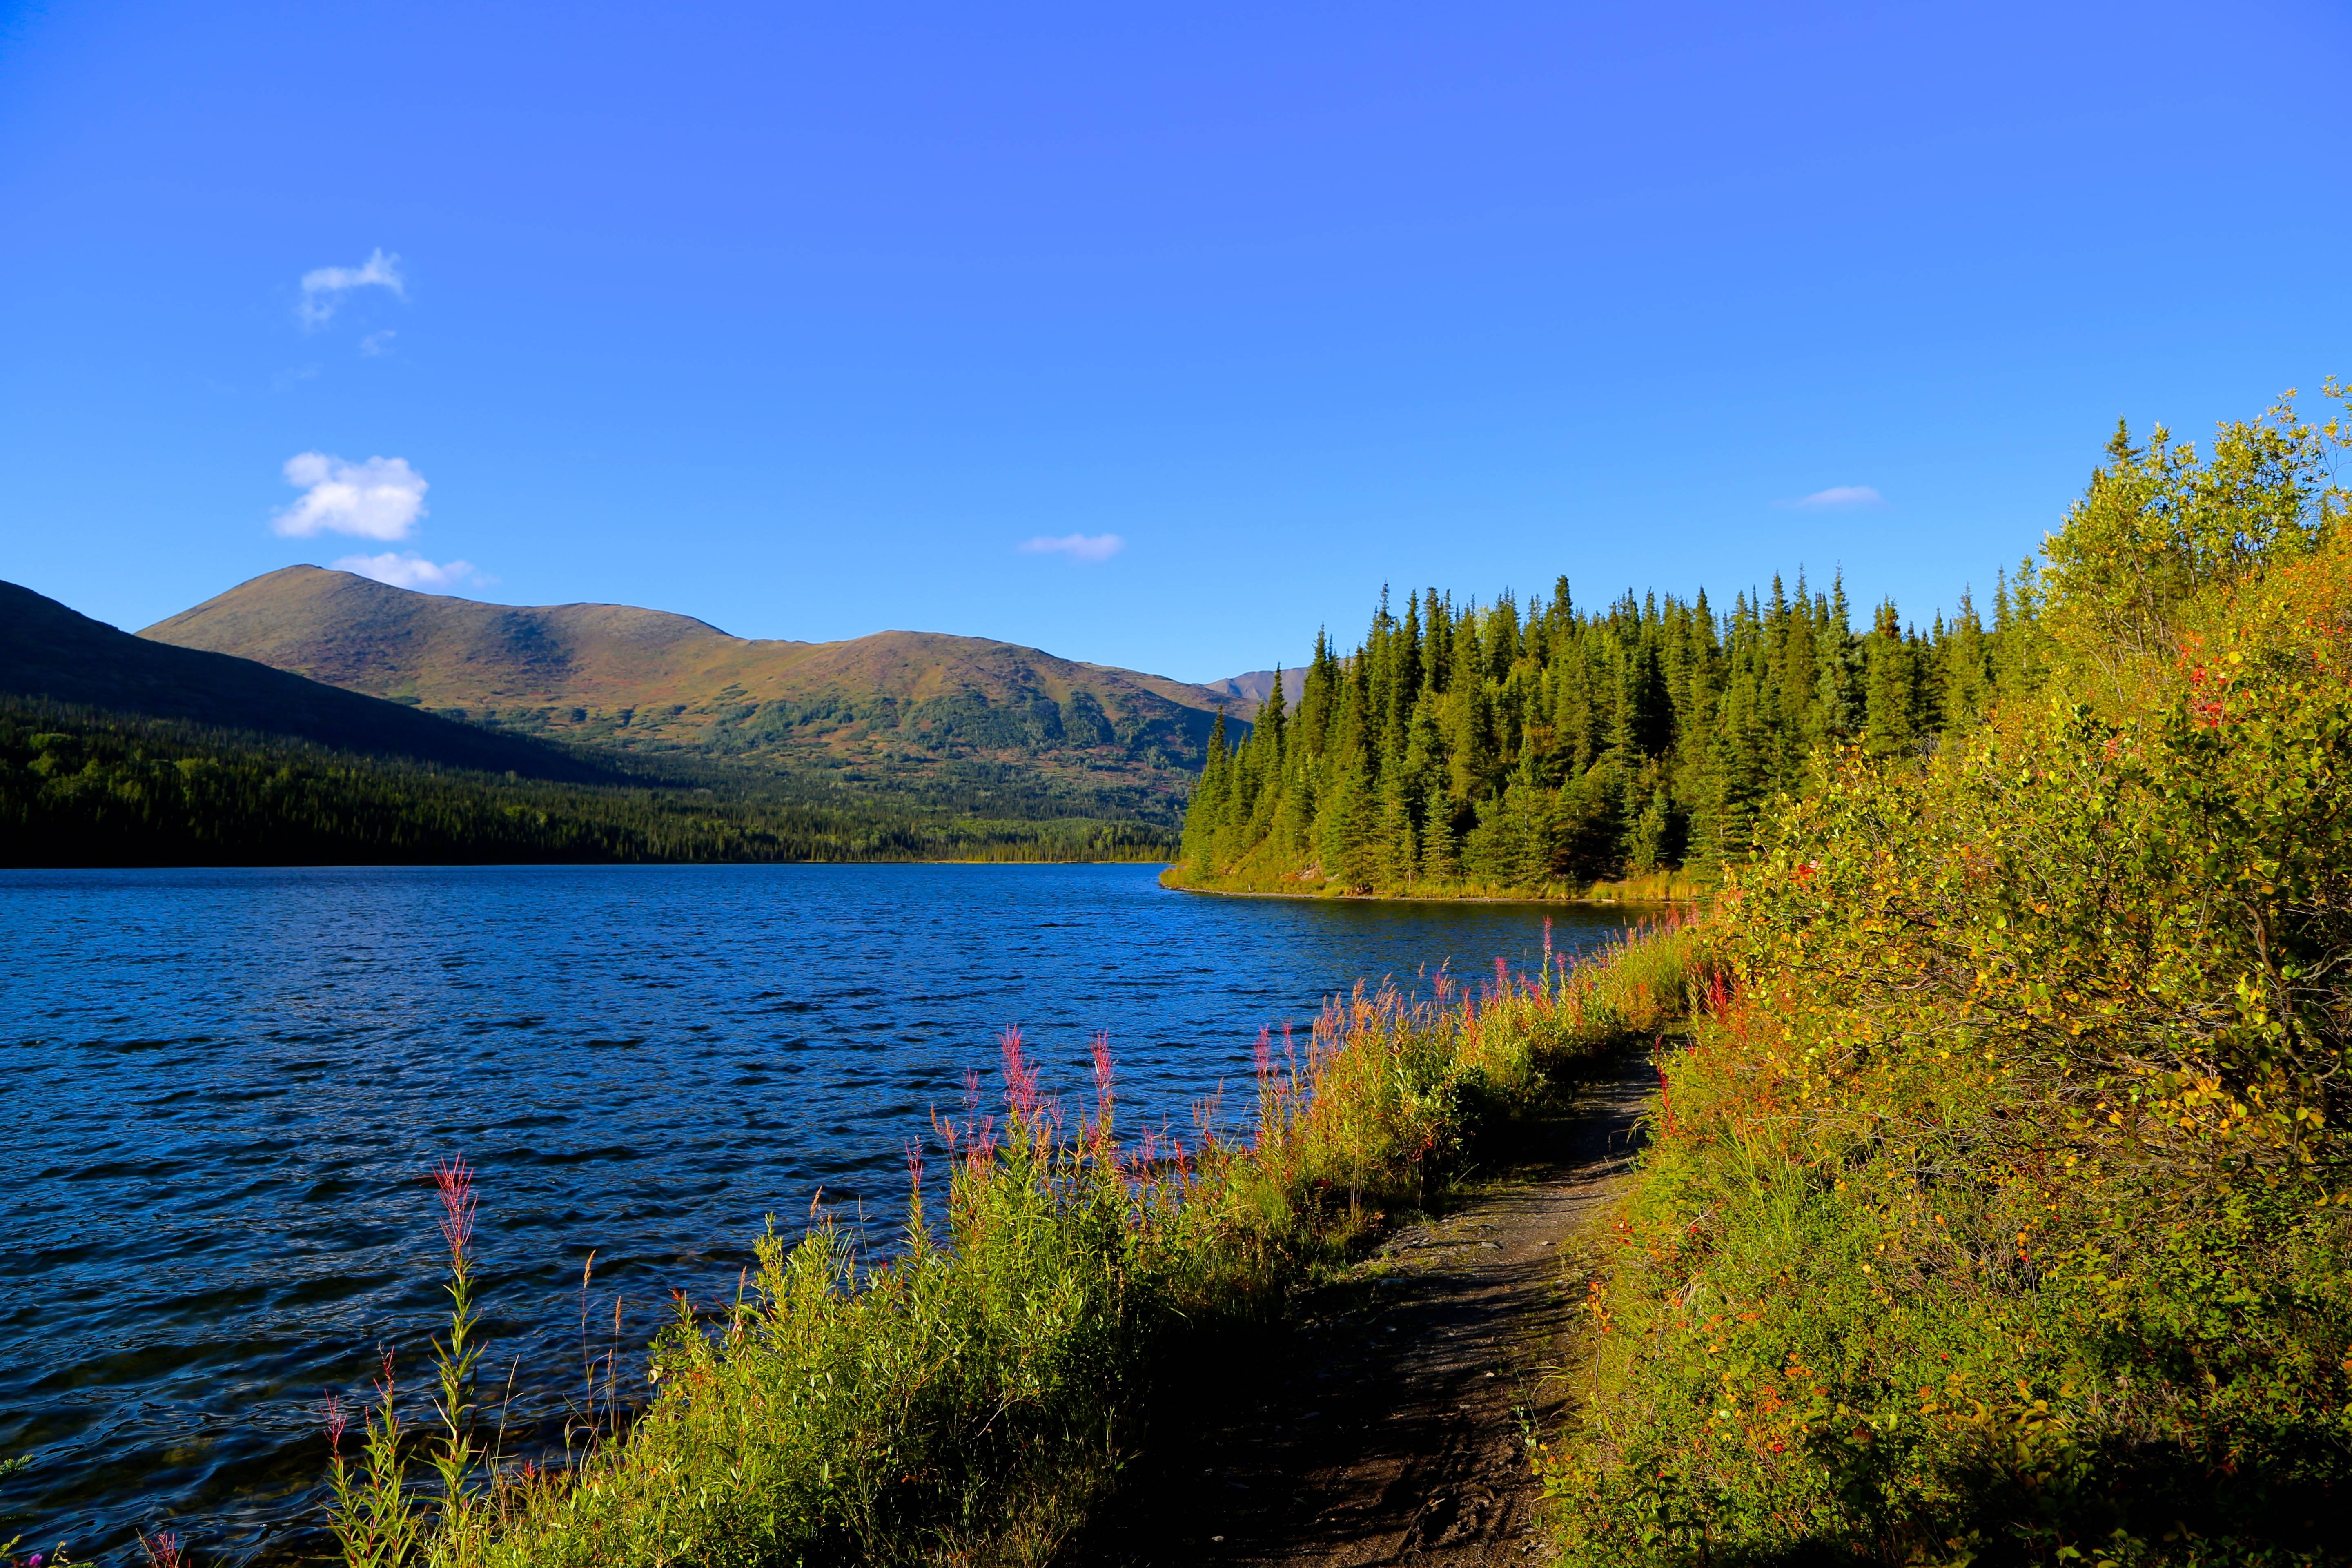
1546;394;2352;1566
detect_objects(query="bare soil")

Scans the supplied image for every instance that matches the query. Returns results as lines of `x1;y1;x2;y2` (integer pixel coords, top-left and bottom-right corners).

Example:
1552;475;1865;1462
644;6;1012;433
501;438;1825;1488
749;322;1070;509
1069;1046;1655;1567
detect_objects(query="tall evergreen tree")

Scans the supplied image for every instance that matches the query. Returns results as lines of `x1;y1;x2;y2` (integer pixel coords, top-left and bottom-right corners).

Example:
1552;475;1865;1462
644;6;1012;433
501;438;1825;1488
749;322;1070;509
1176;555;2049;894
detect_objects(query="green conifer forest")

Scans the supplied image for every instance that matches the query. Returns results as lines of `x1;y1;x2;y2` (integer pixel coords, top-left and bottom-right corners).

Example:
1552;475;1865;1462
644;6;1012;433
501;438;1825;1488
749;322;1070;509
0;702;1173;866
1175;557;2047;895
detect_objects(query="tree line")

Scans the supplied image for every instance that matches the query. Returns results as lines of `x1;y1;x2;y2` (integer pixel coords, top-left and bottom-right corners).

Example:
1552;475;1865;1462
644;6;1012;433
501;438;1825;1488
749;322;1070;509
1179;557;2051;893
0;702;1174;867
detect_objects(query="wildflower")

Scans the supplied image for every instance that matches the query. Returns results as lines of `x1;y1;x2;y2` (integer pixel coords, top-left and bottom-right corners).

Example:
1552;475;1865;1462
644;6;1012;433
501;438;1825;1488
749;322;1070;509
432;1156;477;1258
999;1026;1040;1120
1089;1029;1115;1130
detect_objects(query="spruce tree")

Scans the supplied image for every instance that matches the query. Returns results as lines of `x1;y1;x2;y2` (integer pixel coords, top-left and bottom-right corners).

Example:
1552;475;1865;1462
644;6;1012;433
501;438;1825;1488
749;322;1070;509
1863;603;1915;760
1175;548;2058;895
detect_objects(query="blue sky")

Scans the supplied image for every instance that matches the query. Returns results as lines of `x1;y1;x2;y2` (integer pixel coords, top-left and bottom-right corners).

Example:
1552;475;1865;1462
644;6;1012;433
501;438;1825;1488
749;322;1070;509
3;1;2348;684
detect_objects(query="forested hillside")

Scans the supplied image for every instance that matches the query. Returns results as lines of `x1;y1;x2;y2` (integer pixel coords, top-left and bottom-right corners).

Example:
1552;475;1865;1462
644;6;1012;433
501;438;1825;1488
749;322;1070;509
142;566;1236;823
0;702;1171;867
1175;545;2045;895
0;579;612;782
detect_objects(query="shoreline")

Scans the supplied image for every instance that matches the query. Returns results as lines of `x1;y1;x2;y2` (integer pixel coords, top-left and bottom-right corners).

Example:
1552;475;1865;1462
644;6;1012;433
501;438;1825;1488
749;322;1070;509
1158;869;1704;907
1163;882;1692;906
0;855;1180;873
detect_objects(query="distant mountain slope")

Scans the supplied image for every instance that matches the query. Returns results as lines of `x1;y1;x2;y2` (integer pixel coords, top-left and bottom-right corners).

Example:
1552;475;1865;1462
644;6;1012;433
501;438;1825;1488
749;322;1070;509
141;567;1242;818
1202;668;1305;715
0;579;615;781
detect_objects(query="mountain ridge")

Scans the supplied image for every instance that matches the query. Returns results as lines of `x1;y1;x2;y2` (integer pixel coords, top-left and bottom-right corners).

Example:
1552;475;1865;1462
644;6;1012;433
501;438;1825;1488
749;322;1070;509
0;579;616;781
1200;668;1305;710
139;567;1249;819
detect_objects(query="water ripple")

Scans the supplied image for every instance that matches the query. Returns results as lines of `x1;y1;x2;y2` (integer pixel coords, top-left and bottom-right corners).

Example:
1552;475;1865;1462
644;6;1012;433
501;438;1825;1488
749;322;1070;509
0;862;1631;1562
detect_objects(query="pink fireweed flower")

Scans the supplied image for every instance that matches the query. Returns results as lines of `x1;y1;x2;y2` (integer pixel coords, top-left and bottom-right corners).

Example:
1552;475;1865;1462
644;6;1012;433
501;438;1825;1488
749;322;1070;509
432;1156;477;1259
999;1026;1038;1118
1089;1029;1115;1133
963;1114;998;1180
324;1392;347;1452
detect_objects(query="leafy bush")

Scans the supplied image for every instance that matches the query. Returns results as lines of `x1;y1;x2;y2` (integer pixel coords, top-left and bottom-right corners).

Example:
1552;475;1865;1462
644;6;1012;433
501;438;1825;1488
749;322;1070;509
1546;392;2352;1566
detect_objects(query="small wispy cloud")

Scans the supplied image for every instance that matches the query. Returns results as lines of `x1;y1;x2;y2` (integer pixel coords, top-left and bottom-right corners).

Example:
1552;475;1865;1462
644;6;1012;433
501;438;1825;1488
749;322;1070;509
1782;485;1884;511
359;330;397;357
1019;532;1125;562
274;452;429;539
298;248;406;330
332;551;486;591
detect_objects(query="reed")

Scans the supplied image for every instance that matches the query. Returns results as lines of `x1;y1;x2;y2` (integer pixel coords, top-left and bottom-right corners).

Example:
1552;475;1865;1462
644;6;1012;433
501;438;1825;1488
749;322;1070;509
331;915;1714;1567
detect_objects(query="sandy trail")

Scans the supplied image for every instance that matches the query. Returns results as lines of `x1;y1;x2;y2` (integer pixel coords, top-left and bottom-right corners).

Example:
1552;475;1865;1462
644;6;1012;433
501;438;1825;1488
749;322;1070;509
1071;1045;1653;1566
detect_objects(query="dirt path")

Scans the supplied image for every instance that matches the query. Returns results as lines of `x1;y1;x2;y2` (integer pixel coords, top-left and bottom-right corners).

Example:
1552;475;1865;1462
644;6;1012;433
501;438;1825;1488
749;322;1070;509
1072;1046;1654;1566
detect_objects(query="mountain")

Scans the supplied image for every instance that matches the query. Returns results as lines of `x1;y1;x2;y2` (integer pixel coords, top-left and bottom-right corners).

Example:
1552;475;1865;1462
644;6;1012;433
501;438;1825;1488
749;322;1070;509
1201;668;1305;715
0;579;615;781
140;567;1242;819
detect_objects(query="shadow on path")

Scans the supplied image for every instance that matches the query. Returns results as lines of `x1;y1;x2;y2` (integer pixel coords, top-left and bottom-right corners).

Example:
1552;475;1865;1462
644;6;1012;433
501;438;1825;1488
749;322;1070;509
1071;1045;1657;1566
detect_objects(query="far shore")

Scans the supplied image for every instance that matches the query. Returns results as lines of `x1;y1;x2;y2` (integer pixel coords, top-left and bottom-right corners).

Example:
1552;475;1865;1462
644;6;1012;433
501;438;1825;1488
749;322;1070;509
1158;867;1704;906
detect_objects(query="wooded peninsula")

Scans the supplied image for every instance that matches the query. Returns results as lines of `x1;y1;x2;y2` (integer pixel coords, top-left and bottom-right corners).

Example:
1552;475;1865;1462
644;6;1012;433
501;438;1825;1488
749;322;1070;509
1174;533;2042;898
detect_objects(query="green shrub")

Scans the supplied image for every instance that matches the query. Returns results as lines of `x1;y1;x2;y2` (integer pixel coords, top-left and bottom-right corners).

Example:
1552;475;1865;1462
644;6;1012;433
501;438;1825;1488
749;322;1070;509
1545;392;2352;1567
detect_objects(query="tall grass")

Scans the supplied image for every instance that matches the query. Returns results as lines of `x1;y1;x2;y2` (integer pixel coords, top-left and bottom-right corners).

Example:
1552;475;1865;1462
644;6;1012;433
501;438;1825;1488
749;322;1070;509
333;915;1713;1567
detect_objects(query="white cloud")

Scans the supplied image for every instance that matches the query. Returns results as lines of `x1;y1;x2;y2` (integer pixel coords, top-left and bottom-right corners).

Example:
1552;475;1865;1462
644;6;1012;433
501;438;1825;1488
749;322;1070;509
298;248;406;330
1784;485;1884;510
274;452;429;539
1018;532;1125;562
359;330;397;356
331;551;486;591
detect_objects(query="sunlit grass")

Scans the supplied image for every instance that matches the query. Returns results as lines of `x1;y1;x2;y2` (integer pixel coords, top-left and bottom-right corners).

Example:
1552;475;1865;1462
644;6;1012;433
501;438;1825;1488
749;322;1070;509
323;916;1713;1567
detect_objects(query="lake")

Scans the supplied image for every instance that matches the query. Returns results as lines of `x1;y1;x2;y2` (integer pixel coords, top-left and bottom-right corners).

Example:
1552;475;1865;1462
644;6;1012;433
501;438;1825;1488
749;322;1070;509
0;862;1638;1561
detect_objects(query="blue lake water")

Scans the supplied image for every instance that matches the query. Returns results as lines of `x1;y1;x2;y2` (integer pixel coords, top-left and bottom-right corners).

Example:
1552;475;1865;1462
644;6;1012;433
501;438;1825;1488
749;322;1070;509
0;862;1637;1561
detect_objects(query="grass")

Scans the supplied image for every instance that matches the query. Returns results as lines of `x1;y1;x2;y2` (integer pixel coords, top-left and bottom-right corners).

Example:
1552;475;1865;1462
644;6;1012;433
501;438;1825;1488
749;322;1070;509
310;916;1715;1567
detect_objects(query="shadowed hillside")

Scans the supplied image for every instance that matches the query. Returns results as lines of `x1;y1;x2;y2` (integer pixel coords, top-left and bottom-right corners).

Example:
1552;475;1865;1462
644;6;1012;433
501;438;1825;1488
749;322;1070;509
143;567;1244;820
0;579;615;782
0;698;1173;868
